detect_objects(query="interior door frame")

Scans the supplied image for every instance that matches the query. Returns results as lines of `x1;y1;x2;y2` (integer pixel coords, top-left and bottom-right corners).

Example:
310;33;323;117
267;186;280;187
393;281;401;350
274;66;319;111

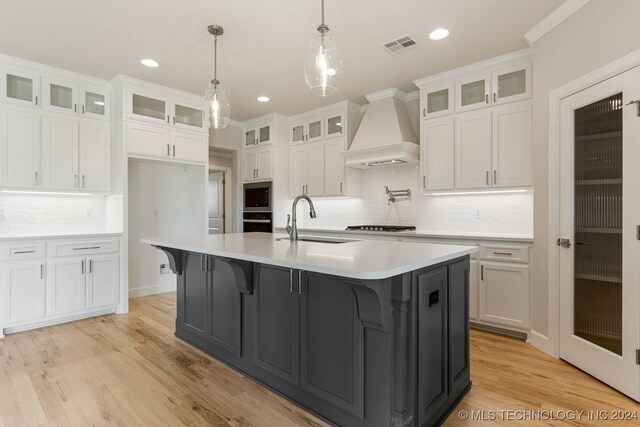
545;48;640;361
209;166;232;233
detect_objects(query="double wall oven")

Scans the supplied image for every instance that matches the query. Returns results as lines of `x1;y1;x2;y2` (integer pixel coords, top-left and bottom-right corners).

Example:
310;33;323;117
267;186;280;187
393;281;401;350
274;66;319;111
243;182;273;233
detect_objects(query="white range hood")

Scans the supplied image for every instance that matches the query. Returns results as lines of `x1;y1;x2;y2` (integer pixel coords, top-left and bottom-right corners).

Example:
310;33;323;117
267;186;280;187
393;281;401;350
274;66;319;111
343;88;418;169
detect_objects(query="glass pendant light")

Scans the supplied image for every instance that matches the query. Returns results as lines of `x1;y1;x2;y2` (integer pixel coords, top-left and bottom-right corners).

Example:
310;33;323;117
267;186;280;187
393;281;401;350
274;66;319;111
304;0;342;97
204;25;230;129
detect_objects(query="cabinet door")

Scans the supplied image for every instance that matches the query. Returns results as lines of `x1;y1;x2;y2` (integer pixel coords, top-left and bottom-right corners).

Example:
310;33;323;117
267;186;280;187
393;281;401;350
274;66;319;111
42;77;78;115
126;122;171;159
300;271;363;418
79;119;111;192
492;64;531;105
455;73;491;113
253;265;299;385
206;258;241;356
421;82;454;119
171;99;204;131
422;117;454;191
244;148;258;181
41;115;79;190
469;260;479;321
448;260;470;394
306;117;323;142
306;143;324;196
245;128;257;147
2;261;45;325
0;109;40;188
258;124;271;144
455;110;492;189
80;85;110;120
87;254;119;309
492;102;532;187
290;145;308;196
291;123;305;143
178;252;208;337
479;262;530;329
172;131;207;163
416;266;448;426
257;147;273;180
47;258;86;316
127;88;169;125
325;111;344;139
0;68;40;108
324;138;345;196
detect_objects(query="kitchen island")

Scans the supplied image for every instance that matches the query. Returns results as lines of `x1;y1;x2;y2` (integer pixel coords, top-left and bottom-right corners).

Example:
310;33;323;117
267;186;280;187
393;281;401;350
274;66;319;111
142;233;477;427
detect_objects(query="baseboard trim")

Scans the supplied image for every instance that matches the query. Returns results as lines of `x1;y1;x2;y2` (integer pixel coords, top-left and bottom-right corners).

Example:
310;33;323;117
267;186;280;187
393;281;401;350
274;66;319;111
3;307;116;335
129;282;175;299
470;322;528;340
528;330;557;357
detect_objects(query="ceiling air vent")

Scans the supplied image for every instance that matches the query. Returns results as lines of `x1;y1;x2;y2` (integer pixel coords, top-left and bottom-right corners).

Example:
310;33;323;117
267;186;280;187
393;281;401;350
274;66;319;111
382;35;417;55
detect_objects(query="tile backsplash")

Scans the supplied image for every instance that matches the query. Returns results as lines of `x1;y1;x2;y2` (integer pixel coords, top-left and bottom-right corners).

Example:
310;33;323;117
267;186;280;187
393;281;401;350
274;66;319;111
299;165;533;235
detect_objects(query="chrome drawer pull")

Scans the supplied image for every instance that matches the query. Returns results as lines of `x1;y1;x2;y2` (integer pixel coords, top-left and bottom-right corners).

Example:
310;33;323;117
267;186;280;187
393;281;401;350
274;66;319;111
72;246;101;251
14;250;36;254
493;251;513;256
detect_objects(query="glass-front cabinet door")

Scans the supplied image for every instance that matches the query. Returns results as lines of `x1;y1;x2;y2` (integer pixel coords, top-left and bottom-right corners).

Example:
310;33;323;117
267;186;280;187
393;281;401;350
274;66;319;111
172;100;204;131
492;64;531;105
456;73;490;113
245;129;257;146
258;124;271;144
307;117;323;142
291;123;304;143
422;82;454;119
325;111;344;139
1;68;40;108
80;85;110;120
127;88;169;124
43;77;78;114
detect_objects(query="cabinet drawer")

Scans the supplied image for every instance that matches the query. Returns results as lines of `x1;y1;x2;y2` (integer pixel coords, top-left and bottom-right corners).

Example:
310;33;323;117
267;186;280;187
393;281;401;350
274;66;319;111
480;245;528;263
0;243;46;261
47;239;119;257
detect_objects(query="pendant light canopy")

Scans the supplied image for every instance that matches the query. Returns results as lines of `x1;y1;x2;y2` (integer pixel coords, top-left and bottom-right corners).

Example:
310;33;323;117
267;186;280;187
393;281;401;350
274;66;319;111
304;0;342;97
204;25;230;129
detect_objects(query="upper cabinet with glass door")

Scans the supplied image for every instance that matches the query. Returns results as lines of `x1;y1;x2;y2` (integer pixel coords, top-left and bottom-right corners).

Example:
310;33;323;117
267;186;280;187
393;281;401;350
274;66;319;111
126;87;170;125
491;64;532;105
0;67;40;108
42;77;79;115
291;115;323;143
324;110;345;139
245;122;271;147
171;97;205;131
80;85;110;121
421;82;454;119
455;73;491;113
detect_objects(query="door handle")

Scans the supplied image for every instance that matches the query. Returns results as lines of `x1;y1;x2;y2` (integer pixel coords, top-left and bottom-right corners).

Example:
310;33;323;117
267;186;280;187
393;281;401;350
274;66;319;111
82;105;85;114
340;182;343;193
298;270;303;294
167;115;170;123
481;265;484;280
35;171;38;186
81;260;85;274
35;96;38;106
485;171;489;186
423;108;426;117
89;259;93;273
173;145;176;157
493;93;497;103
167;144;170;156
40;264;44;279
74;104;77;113
493;170;497;185
290;269;294;293
485;94;489;104
423;175;427;189
556;238;571;248
82;175;85;188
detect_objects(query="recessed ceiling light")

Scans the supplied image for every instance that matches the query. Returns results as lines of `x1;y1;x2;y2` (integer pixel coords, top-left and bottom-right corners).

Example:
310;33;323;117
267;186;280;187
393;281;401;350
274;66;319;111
257;96;270;102
140;58;160;68
429;28;450;41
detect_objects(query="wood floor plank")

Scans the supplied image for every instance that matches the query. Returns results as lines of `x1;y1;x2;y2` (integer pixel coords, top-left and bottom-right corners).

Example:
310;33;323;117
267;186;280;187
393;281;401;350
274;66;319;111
1;292;638;426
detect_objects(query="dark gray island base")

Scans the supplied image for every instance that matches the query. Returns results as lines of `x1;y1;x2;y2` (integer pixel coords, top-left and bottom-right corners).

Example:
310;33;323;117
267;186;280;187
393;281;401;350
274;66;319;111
155;247;471;427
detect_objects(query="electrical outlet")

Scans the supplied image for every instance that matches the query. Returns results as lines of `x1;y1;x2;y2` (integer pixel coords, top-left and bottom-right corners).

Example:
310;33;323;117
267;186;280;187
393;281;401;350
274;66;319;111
0;208;5;220
160;264;171;274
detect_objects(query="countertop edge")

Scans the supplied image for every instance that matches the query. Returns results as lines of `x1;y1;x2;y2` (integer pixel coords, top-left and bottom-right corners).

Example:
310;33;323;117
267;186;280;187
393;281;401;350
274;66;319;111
0;232;124;242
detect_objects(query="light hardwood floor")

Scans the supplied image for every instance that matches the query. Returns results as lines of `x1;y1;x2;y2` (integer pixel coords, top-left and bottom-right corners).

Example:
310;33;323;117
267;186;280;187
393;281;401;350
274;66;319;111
0;293;638;426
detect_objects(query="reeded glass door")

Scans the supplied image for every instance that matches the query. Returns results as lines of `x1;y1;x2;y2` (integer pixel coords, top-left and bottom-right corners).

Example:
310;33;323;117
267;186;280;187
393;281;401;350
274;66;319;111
559;67;640;401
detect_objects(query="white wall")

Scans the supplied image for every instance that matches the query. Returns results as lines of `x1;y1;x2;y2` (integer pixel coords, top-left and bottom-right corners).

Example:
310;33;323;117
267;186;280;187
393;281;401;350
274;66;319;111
0;194;112;237
210;125;243;232
299;164;533;234
531;0;640;338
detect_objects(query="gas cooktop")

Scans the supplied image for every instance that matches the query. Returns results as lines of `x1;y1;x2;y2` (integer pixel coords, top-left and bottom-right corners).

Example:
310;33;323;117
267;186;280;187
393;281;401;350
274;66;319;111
346;225;417;232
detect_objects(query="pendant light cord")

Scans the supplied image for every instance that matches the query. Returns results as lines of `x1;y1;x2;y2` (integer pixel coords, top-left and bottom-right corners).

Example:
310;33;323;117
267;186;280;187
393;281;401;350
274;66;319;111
321;0;325;27
213;34;218;85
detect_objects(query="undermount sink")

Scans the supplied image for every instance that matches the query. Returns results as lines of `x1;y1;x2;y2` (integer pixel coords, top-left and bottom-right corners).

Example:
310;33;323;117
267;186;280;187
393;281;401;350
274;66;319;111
275;236;357;244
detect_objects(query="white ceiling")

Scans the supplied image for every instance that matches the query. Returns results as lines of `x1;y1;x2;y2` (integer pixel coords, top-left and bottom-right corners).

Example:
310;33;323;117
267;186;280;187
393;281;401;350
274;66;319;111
0;0;562;121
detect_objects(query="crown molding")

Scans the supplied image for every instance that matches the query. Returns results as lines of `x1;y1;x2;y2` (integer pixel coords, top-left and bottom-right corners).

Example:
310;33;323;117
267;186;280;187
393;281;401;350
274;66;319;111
365;88;407;103
524;0;590;46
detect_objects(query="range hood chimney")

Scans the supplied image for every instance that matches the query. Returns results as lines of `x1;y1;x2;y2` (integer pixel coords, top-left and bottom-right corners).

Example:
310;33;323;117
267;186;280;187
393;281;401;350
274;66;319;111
343;88;418;169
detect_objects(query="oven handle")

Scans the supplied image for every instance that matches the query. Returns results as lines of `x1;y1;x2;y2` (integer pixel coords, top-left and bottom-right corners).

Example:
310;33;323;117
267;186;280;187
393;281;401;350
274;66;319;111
243;219;272;224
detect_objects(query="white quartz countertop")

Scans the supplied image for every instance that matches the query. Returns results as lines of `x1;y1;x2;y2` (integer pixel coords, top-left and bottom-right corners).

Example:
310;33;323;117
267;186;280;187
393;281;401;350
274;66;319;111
0;232;123;241
275;227;533;243
141;232;477;280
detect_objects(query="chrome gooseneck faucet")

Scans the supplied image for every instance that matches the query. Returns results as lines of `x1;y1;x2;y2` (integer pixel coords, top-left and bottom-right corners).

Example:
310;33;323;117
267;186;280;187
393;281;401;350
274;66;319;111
286;194;317;241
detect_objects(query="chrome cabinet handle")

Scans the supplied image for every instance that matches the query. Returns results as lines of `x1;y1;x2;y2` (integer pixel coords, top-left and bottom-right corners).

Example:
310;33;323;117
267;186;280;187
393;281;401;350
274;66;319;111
82;175;85;188
423;108;426;117
493;170;497;185
81;260;85;274
481;265;484;280
35;171;38;186
493;251;512;256
172;117;175;125
74;174;78;187
166;115;170;123
167;144;170;156
82;105;85;114
493;93;497;103
40;264;44;279
423;175;427;189
89;260;93;273
173;145;176;157
298;270;303;294
74;104;77;113
485;171;489;186
290;269;294;293
35;96;38;106
72;246;100;251
340;182;343;193
485;94;489;104
14;250;35;254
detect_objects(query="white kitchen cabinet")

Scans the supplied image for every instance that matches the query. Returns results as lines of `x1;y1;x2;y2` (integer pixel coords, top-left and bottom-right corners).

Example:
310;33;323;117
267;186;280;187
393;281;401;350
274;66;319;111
244;146;273;182
41;114;79;190
289;143;323;196
127;87;170;125
455;73;491;113
491;64;531;105
87;254;119;309
469;260;479;321
324;110;345;139
0;67;40;108
290;145;307;195
324;138;346;196
479;262;530;330
172;131;206;163
455;109;492;189
421;82;454;119
79;119;111;192
171;98;204;131
126;121;172;159
80;85;110;121
421;117;454;191
42;77;78;115
47;258;86;316
245;123;272;147
0;108;40;189
291;115;323;143
2;261;45;325
491;102;532;187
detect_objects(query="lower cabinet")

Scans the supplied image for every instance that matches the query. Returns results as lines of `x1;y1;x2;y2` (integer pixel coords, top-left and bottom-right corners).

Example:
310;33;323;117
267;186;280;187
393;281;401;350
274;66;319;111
179;252;208;337
469;260;479;321
87;254;119;309
479;262;530;329
47;258;86;315
2;261;46;325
